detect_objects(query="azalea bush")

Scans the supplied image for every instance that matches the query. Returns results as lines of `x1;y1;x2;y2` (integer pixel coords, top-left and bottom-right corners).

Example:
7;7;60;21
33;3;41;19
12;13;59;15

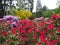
15;10;32;20
0;14;60;45
0;15;19;30
43;10;53;17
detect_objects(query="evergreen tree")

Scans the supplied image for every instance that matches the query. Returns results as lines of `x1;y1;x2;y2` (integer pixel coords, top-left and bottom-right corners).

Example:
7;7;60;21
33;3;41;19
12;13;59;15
36;0;42;17
42;6;48;11
36;0;42;12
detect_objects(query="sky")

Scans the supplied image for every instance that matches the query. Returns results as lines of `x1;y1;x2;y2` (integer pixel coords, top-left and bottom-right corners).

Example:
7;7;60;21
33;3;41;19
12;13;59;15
33;0;58;12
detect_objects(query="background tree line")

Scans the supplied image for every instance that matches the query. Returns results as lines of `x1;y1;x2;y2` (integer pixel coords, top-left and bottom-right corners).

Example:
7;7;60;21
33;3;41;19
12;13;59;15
0;0;60;18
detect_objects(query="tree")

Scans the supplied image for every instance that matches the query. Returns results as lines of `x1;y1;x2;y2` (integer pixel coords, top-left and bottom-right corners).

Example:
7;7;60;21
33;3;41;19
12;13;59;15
42;6;48;11
36;0;42;12
36;0;42;17
4;0;6;15
16;0;25;10
28;0;33;12
56;0;60;6
0;0;4;18
10;0;12;15
16;0;34;12
5;0;15;15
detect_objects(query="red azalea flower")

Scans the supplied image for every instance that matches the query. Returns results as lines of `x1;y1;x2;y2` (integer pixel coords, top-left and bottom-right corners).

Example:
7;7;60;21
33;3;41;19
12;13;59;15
40;35;47;43
57;35;60;39
52;14;60;19
19;35;23;38
53;39;58;44
28;28;34;34
11;28;17;35
11;28;17;31
41;31;46;35
23;37;27;41
22;20;28;24
28;30;33;34
33;35;37;39
51;20;56;23
1;31;7;36
24;25;28;29
49;43;55;45
27;22;32;26
21;30;27;34
36;29;41;33
12;30;17;35
39;22;46;26
52;14;58;19
48;24;54;30
58;15;60;18
19;26;23;30
15;23;19;27
9;20;13;24
37;42;41;45
41;28;48;35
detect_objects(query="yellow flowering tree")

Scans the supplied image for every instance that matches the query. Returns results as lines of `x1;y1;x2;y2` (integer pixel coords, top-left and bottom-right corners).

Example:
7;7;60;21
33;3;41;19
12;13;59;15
15;10;32;20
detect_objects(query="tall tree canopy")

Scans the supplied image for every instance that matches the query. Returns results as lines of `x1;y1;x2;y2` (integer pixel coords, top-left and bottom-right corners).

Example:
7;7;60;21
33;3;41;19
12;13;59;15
0;0;4;18
36;0;42;17
16;0;33;12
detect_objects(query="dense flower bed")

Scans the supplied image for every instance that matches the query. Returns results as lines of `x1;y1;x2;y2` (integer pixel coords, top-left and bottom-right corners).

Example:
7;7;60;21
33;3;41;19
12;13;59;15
0;14;60;45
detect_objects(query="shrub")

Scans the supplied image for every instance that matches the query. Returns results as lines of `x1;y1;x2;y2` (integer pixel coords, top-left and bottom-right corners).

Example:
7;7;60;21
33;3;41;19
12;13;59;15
43;10;53;17
0;14;60;45
15;10;32;20
29;12;37;20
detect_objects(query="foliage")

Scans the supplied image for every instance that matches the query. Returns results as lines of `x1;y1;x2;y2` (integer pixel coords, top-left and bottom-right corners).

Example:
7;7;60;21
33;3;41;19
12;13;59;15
42;5;60;18
16;0;33;12
36;0;42;12
43;10;53;17
0;0;4;18
16;0;25;10
29;12;37;20
36;8;43;17
42;5;48;11
15;10;32;20
45;6;60;16
53;6;60;14
28;0;33;12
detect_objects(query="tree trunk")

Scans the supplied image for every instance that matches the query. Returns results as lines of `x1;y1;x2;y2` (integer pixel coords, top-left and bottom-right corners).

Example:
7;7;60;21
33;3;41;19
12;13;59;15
0;0;4;18
10;0;12;15
4;0;6;15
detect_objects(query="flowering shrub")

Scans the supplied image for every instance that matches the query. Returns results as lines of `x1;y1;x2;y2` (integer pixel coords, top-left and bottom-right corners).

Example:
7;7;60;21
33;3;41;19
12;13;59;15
15;10;32;20
0;14;60;45
0;15;19;30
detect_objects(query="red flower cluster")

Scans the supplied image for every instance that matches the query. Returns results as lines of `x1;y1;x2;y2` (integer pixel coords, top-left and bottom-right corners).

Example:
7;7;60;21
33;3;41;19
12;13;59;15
0;14;60;45
52;14;60;19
